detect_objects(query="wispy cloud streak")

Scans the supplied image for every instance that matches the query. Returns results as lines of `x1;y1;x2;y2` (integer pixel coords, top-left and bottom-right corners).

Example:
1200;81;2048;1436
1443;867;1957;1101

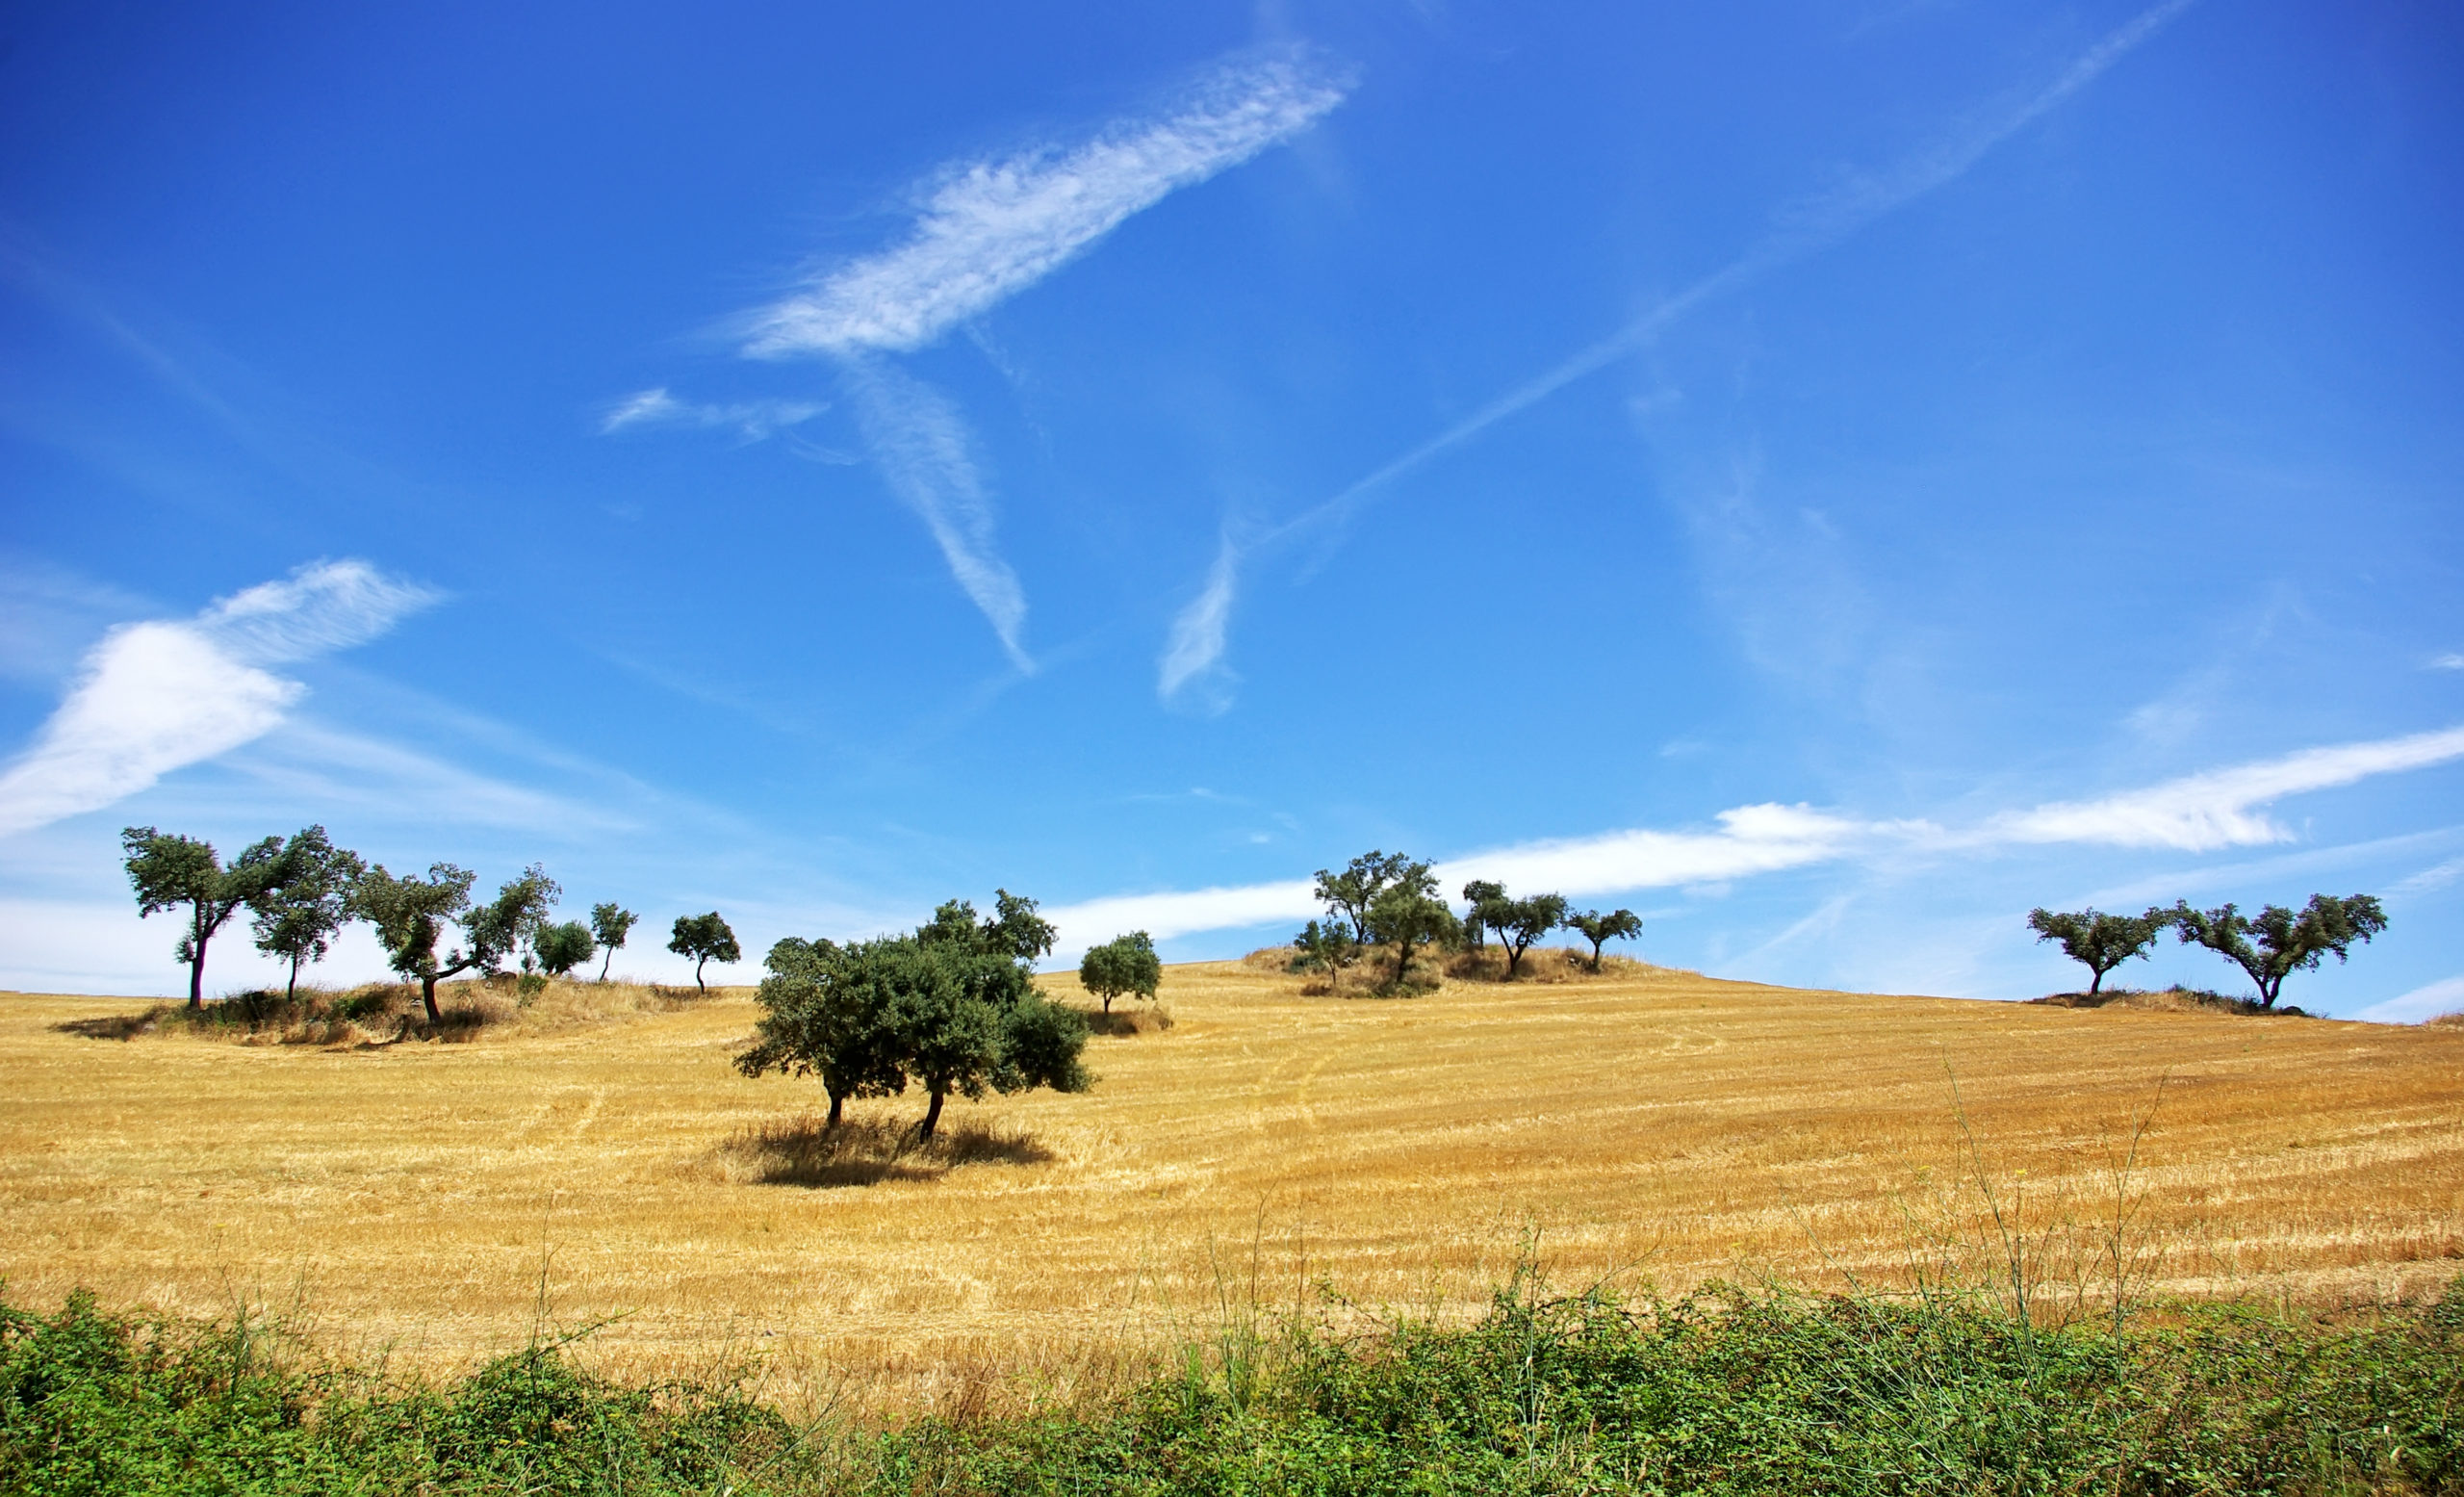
843;360;1033;670
1157;534;1241;705
742;47;1351;357
602;388;826;440
0;560;438;837
1160;0;2195;693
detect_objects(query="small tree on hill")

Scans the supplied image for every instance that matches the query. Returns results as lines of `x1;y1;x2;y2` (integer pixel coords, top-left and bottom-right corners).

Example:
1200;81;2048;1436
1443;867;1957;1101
738;936;907;1127
1079;931;1162;1014
533;920;596;978
1291;917;1359;987
669;911;741;994
122;825;285;1009
589;902;636;981
1470;886;1569;979
1565;909;1643;971
2172;894;2388;1009
2026;906;2170;995
356;863;556;1023
247;825;367;1001
1460;880;1504;949
1365;867;1458;989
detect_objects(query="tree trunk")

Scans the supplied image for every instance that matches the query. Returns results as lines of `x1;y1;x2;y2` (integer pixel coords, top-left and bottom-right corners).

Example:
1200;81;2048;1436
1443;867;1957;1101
1103;994;1114;1014
694;955;707;994
598;948;613;982
420;973;442;1025
1505;938;1525;979
189;906;208;1009
919;1087;946;1141
827;1092;844;1128
1589;939;1605;972
286;956;302;1004
2089;967;2104;995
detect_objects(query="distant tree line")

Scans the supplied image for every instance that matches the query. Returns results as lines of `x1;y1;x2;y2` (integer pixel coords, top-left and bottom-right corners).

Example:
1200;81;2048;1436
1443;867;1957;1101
737;890;1091;1138
1289;849;1642;991
120;824;735;1018
2027;894;2388;1009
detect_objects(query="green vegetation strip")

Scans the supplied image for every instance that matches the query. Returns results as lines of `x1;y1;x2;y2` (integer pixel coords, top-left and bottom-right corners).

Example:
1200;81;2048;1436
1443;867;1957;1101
7;1278;2461;1495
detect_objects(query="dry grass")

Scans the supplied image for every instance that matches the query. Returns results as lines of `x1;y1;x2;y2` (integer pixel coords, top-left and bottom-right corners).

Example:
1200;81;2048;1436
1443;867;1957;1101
50;976;717;1047
5;956;2463;1419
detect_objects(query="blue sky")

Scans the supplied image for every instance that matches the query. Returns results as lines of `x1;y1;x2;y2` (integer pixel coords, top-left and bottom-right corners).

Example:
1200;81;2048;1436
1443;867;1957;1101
4;1;2461;1018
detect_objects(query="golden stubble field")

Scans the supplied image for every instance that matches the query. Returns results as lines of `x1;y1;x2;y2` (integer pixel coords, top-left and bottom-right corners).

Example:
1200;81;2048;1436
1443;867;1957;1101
5;956;2463;1414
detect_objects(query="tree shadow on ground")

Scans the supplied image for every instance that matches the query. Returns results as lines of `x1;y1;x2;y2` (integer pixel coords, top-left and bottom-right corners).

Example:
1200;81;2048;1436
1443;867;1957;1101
2030;987;2309;1018
720;1113;1057;1188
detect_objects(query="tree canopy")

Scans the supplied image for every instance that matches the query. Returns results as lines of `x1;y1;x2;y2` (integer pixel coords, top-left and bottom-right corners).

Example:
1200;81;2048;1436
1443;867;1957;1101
1079;931;1162;1014
2025;906;2170;995
1564;908;1643;971
1469;886;1569;979
533;920;596;978
122;826;285;1009
1314;852;1423;944
2172;894;2388;1009
1290;917;1359;986
737;936;905;1127
668;911;741;994
1459;880;1505;949
1363;864;1457;989
589;902;637;981
246;825;366;1001
356;863;557;1022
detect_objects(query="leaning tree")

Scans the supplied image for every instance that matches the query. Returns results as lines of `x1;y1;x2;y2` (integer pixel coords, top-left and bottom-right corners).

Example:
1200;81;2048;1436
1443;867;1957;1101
668;911;741;994
2026;906;2173;996
1469;885;1569;980
589;902;637;981
356;863;559;1023
122;825;285;1008
2171;894;2388;1010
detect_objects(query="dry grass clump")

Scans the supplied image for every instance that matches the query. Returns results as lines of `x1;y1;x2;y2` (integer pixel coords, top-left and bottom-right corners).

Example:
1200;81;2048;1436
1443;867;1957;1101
1241;945;1300;971
2031;986;2296;1018
1081;1005;1172;1037
1443;945;1663;984
712;1112;1059;1188
48;976;727;1049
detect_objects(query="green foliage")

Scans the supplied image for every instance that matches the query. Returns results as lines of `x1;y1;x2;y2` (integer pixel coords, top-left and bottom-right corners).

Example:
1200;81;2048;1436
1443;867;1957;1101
120;826;285;1009
246;826;367;1001
1565;908;1643;970
1471;886;1570;979
356;864;556;1022
1078;931;1162;1013
2173;893;2390;1008
740;896;1090;1140
12;1278;2463;1495
667;911;741;994
531;920;596;978
1364;864;1458;990
1290;916;1361;984
587;902;636;981
1314;850;1424;944
2026;905;2171;995
1460;879;1505;948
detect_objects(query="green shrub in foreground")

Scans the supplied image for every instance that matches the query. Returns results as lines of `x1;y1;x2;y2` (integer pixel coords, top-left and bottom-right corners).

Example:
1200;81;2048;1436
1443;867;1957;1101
4;1278;2459;1494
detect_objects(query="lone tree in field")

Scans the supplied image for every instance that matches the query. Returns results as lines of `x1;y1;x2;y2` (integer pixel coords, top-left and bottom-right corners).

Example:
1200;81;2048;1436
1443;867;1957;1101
122;825;285;1009
1364;864;1458;989
2026;906;2171;996
532;920;596;978
668;911;741;994
356;863;559;1023
2171;894;2388;1010
1079;931;1162;1014
1459;880;1504;949
246;825;367;1001
1469;885;1569;979
1314;851;1422;944
589;902;637;981
1290;916;1359;986
1565;908;1643;971
737;936;906;1127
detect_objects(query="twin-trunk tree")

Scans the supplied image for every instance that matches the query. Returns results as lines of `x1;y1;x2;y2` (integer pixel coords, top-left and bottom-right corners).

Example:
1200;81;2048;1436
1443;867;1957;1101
357;863;560;1022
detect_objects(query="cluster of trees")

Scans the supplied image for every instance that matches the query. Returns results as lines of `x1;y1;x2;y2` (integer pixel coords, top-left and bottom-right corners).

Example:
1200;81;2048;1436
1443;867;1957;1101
736;890;1090;1138
120;824;740;1021
2027;893;2389;1008
1290;850;1643;989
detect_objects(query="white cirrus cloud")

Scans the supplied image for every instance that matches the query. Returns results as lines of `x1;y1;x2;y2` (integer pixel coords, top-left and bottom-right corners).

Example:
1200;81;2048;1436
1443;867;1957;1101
601;387;828;440
1988;725;2464;851
1158;535;1241;707
740;46;1351;358
0;560;437;838
2355;975;2464;1026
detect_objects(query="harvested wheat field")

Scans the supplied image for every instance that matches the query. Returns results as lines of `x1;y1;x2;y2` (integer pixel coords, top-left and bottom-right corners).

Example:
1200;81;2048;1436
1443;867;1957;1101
5;956;2462;1415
